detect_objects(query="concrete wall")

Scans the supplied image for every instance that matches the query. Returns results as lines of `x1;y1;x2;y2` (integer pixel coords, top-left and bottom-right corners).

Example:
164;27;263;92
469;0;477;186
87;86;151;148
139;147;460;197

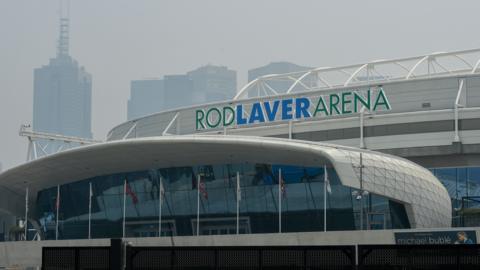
0;239;109;269
2;228;479;269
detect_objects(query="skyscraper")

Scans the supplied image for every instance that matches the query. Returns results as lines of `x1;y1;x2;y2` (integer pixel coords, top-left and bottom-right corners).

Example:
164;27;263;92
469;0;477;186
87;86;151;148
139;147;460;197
127;65;236;120
128;79;164;120
33;16;92;139
187;65;236;103
164;74;195;110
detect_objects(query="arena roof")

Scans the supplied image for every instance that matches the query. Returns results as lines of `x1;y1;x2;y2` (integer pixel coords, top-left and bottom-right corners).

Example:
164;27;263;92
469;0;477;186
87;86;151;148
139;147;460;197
0;135;451;228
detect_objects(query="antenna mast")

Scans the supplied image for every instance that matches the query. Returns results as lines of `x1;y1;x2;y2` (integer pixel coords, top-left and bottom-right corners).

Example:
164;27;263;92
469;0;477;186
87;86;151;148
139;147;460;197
57;0;70;57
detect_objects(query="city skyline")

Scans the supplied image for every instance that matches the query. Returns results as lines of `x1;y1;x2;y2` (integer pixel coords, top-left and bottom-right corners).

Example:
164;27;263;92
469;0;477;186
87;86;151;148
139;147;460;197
1;0;480;169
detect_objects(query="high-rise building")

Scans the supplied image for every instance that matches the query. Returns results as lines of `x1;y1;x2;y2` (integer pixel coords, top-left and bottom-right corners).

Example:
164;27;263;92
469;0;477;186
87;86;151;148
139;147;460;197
33;16;92;139
128;79;164;120
127;65;236;120
187;65;236;103
164;74;195;110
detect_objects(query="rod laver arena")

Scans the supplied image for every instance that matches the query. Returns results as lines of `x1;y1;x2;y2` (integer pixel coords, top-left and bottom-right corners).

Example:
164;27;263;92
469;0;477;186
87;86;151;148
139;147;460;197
195;88;391;129
1;49;480;248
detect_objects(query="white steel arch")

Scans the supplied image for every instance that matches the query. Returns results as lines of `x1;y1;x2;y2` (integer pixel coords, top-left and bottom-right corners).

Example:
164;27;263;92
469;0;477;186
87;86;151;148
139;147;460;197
234;48;480;100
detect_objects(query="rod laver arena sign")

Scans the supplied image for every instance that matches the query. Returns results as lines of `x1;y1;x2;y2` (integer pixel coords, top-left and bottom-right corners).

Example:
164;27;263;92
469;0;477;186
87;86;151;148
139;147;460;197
195;88;391;130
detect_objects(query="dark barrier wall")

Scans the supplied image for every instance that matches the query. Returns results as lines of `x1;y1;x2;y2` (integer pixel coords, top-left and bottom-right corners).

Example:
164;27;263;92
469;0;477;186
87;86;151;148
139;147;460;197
126;246;356;270
42;247;110;270
358;245;480;270
42;243;480;269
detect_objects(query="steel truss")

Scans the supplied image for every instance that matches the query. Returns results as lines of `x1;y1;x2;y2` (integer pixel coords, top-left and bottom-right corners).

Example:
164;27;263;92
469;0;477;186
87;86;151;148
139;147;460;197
19;124;101;161
234;48;480;100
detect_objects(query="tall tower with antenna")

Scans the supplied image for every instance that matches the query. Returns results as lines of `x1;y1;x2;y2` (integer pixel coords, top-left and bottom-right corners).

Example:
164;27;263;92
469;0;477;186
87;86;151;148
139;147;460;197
32;0;93;155
57;0;70;57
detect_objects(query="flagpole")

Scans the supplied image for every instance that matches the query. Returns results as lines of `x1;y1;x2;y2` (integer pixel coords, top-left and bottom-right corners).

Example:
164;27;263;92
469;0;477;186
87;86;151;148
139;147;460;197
324;165;327;232
88;182;92;239
123;179;126;238
55;185;60;240
24;186;28;241
159;177;163;237
196;174;200;236
278;168;282;233
236;171;240;235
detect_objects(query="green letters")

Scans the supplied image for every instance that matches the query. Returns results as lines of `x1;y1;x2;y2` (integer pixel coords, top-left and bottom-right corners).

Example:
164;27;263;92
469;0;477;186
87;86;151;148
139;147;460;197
341;92;352;114
313;96;329;117
354;90;371;113
196;88;391;130
373;88;391;111
196;110;206;130
223;106;235;126
206;108;222;128
329;93;341;115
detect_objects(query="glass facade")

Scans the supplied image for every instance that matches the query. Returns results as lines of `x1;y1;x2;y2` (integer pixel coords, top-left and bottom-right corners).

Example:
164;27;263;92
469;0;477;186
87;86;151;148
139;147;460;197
35;163;410;240
430;167;480;227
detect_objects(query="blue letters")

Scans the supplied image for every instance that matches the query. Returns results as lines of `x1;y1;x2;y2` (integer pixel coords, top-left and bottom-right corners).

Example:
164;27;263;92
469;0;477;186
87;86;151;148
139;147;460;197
236;105;247;125
295;98;311;118
249;102;265;123
264;100;280;121
282;99;293;120
200;90;390;129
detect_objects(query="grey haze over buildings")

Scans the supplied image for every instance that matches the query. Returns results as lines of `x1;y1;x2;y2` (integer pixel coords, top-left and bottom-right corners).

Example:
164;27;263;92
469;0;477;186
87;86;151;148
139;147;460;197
128;65;236;120
33;23;93;140
1;0;480;169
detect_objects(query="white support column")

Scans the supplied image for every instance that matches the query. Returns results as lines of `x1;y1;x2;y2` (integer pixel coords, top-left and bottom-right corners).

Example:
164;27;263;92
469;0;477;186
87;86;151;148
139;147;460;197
454;79;466;142
359;108;366;149
288;121;293;139
24;186;28;241
32;141;38;160
122;180;126;238
26;139;33;161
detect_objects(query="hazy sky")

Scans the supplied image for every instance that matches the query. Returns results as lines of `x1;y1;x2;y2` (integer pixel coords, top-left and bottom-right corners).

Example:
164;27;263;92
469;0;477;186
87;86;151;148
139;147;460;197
0;0;479;170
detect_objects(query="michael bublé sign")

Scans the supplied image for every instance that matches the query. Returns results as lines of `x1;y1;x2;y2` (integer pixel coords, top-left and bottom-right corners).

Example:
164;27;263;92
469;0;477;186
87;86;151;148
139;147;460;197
395;230;477;245
195;87;391;130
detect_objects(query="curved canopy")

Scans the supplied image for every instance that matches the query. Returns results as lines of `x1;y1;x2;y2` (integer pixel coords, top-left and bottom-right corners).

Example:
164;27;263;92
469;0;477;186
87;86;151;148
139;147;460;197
0;135;451;228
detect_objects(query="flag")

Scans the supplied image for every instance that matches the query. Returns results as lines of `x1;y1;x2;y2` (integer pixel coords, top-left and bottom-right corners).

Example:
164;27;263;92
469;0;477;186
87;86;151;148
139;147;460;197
199;178;208;200
88;182;93;239
125;181;139;204
280;177;286;197
55;190;60;211
324;165;332;194
191;172;197;189
159;178;165;201
236;174;241;201
55;185;60;240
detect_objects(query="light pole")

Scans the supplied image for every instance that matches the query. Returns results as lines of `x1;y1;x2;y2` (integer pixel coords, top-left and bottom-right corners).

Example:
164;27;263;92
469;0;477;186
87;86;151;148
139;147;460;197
352;153;368;230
